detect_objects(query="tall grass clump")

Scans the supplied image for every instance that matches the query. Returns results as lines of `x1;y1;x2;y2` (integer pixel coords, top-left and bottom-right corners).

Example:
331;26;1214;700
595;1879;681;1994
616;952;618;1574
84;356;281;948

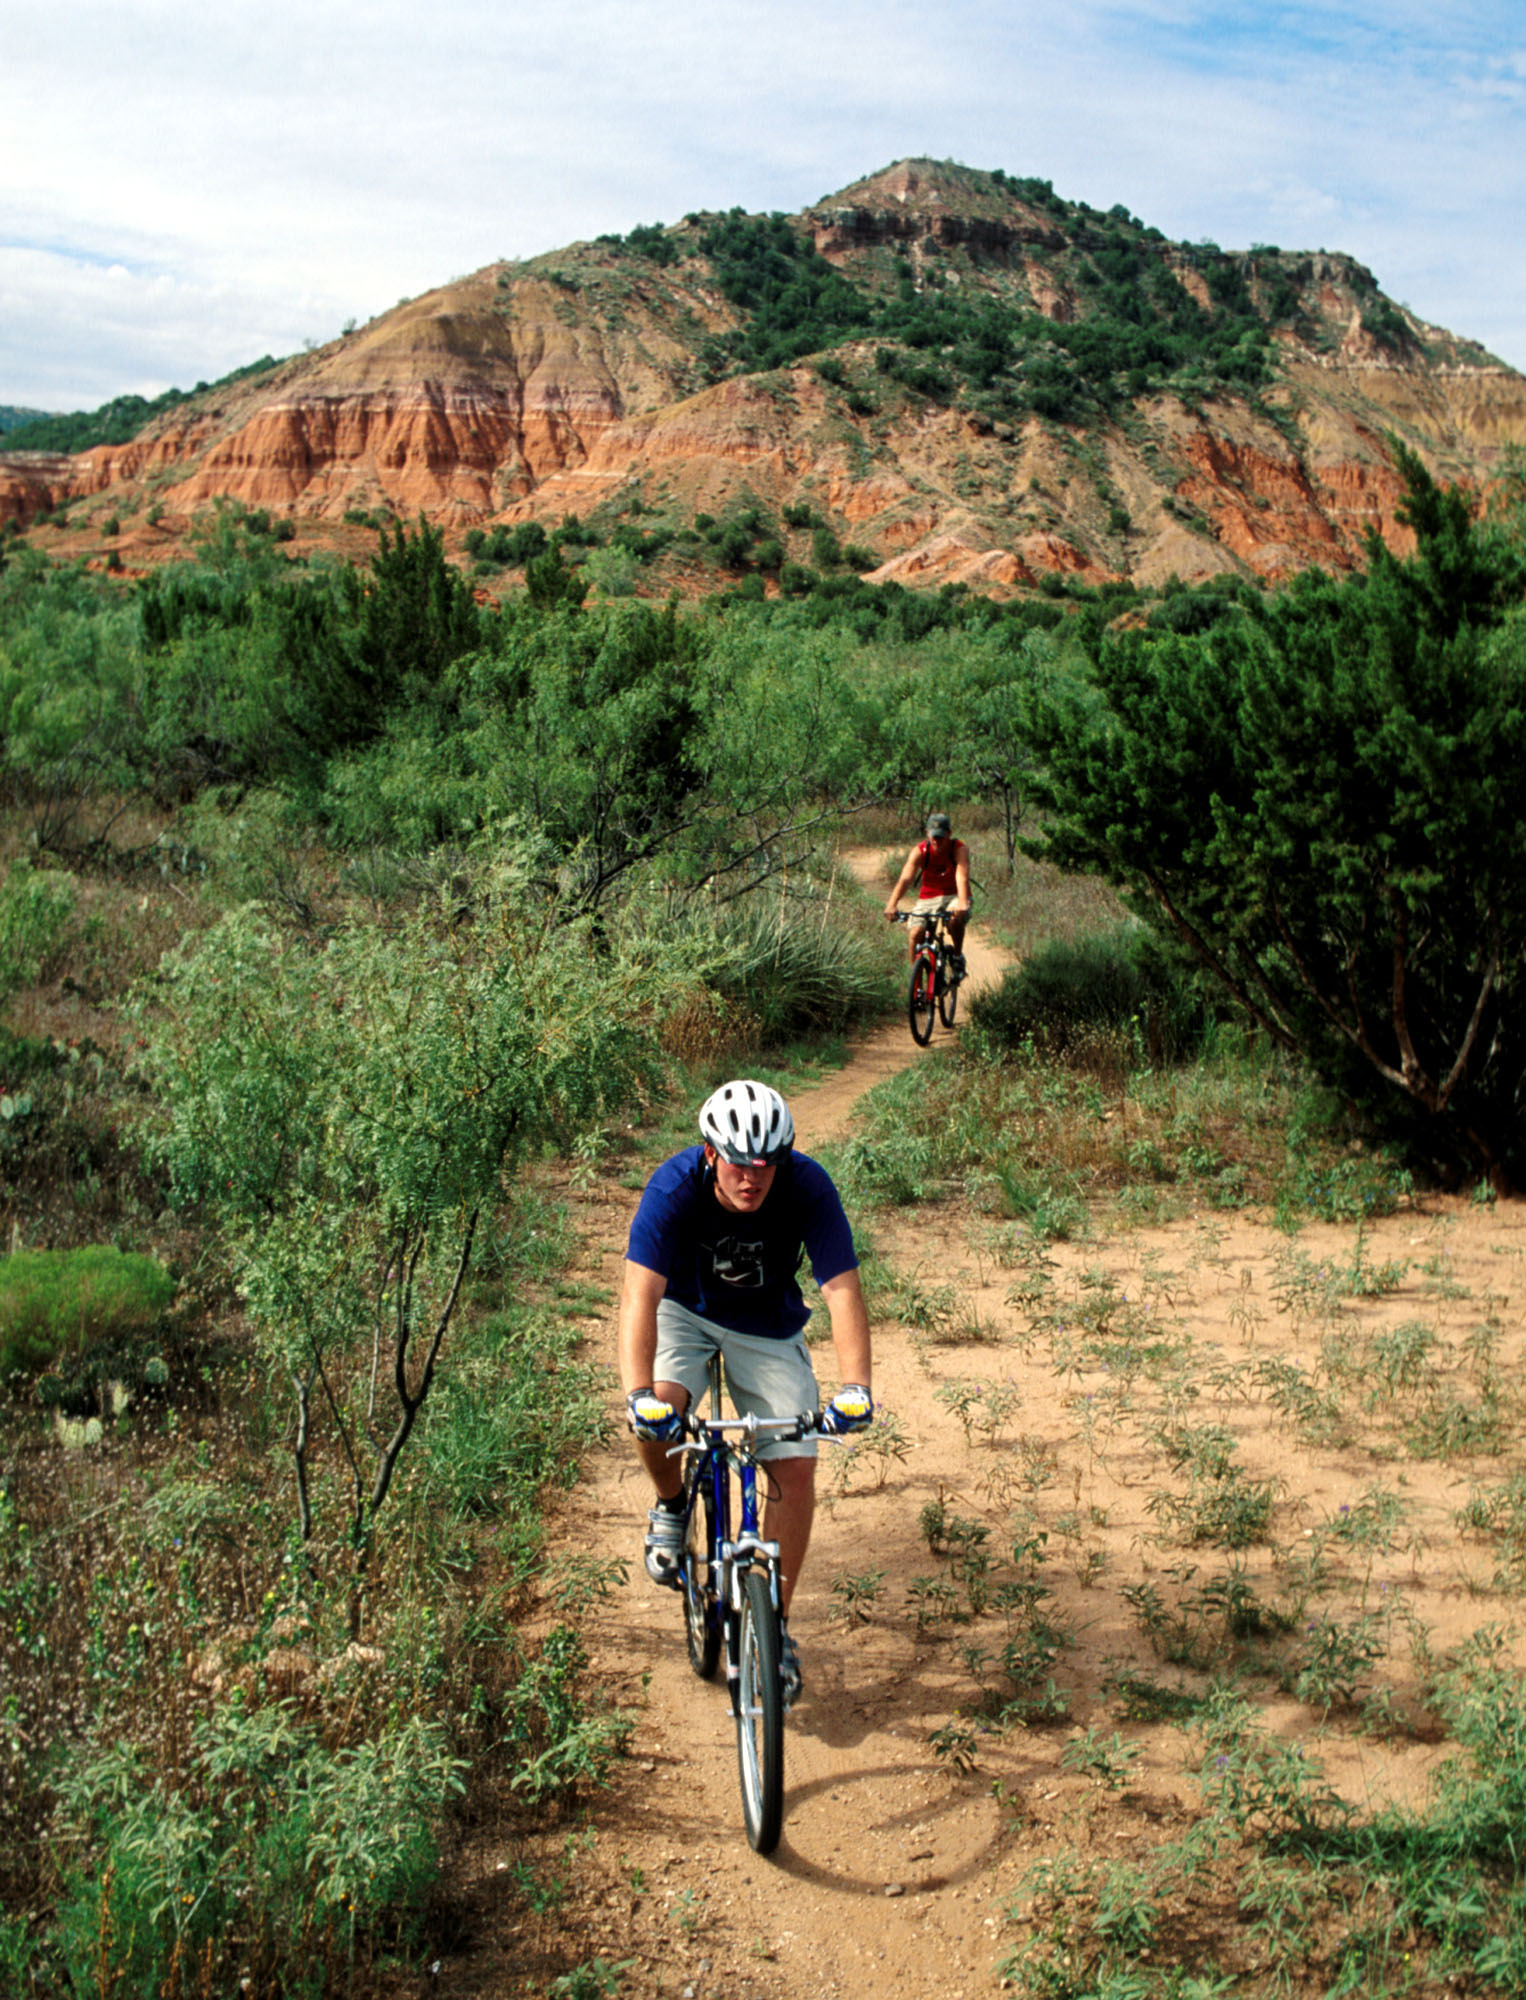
677;891;896;1045
50;1709;462;2000
968;924;1217;1068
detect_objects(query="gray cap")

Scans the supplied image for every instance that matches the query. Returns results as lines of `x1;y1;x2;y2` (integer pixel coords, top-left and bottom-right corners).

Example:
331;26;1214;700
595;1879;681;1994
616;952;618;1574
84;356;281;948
925;813;952;837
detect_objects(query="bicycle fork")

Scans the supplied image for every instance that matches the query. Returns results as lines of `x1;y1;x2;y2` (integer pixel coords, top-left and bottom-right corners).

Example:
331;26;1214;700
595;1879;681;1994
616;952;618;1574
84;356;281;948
720;1460;782;1717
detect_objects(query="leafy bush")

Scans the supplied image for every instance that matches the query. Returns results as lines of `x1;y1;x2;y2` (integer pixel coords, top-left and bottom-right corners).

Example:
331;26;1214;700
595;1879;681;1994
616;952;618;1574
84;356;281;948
134;867;661;1566
0;863;75;1001
698;210;872;373
968;925;1215;1066
51;1707;462;1998
811;526;843;570
472;520;549;567
0;1246;175;1382
582;545;639;598
525;548;589;609
598;221;679;266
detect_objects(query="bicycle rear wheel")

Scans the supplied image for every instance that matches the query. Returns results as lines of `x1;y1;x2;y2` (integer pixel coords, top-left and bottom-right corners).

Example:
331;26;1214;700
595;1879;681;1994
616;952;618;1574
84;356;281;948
735;1567;784;1854
682;1462;720;1680
937;954;959;1028
908;955;935;1046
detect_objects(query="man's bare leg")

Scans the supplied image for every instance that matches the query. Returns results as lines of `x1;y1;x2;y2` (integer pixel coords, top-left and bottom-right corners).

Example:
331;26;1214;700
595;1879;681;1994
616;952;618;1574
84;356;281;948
762;1456;816;1616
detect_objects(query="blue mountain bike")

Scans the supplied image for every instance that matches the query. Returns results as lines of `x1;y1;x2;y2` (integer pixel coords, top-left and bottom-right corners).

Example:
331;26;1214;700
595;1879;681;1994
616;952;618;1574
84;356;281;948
671;1352;831;1853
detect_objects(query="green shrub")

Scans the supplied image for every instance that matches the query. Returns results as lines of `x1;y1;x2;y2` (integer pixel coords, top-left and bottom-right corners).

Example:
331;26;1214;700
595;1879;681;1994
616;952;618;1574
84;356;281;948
0;864;76;1003
968;925;1215;1065
0;1247;175;1382
478;520;548;566
811;526;844;570
582;546;639;598
52;1708;462;1998
1020;449;1526;1181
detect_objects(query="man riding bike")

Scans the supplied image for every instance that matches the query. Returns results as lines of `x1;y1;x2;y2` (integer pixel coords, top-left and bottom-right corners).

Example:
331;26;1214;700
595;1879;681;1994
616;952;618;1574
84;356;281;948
618;1079;874;1705
884;812;972;974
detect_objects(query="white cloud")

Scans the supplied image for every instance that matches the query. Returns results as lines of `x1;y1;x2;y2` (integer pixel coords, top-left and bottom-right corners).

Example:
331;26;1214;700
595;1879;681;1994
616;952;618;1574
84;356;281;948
2;0;1523;407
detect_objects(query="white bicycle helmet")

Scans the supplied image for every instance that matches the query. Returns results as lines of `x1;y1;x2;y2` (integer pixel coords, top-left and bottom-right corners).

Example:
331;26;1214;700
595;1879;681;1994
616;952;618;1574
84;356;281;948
698;1079;795;1166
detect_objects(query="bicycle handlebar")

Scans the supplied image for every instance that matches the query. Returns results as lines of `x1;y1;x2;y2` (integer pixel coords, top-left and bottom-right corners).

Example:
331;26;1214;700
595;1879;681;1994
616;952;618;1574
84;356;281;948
666;1407;841;1456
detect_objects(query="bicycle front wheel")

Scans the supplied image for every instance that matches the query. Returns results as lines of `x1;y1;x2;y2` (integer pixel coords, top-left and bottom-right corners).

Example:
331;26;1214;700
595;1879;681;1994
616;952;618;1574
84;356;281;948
735;1567;784;1854
908;955;936;1045
682;1462;720;1680
937;954;959;1029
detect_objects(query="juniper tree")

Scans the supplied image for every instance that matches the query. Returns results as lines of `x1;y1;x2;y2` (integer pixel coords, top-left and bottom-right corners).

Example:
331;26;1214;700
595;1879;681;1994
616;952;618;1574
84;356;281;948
1019;448;1526;1185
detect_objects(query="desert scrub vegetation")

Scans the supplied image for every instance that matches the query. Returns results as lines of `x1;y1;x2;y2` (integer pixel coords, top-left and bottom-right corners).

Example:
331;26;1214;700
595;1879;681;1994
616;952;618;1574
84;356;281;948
130;860;663;1597
692;178;1287;419
821;997;1409;1236
0;381;1523;1996
814;785;1526;1992
0;838;672;1990
0;1236;634;1996
966;922;1219;1068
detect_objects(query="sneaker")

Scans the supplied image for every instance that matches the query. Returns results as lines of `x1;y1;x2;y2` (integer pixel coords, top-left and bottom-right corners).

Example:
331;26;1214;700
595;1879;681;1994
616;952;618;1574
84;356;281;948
780;1629;803;1707
949;951;967;981
644;1504;684;1589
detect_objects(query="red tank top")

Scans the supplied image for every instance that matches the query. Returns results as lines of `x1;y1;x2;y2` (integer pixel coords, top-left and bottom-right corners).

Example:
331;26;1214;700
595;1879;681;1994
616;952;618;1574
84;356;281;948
917;838;963;898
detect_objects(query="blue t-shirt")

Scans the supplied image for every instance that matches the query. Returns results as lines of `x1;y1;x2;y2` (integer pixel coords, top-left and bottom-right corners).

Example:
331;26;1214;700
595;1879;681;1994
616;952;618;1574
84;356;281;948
625;1146;858;1339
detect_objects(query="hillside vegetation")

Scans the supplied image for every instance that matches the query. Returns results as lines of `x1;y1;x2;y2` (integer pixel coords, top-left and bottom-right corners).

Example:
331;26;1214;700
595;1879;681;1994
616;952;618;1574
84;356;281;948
5;158;1521;597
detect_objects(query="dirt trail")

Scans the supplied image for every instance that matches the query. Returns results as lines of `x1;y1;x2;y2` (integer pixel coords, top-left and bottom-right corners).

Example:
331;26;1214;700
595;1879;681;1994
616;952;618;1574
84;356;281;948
443;853;1526;2000
467;846;1023;2000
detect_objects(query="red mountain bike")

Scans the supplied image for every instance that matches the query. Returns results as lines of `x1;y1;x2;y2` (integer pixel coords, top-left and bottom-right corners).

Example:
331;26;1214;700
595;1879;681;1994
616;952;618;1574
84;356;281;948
895;908;964;1045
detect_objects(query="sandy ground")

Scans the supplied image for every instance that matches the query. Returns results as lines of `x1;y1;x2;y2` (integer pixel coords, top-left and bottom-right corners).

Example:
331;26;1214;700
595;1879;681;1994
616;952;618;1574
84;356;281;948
431;851;1526;1999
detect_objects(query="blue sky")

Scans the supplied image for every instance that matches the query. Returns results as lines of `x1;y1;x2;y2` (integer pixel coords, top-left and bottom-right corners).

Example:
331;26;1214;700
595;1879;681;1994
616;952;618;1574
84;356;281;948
4;0;1523;411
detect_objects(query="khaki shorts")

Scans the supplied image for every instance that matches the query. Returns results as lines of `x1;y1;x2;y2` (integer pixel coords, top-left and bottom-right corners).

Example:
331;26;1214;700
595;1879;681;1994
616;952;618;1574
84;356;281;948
654;1299;819;1460
912;894;957;917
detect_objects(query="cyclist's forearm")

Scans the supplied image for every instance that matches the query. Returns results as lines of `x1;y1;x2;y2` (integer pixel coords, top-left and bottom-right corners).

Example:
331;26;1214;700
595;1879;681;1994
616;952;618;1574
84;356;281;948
618;1259;667;1391
885;853;918;910
820;1269;872;1389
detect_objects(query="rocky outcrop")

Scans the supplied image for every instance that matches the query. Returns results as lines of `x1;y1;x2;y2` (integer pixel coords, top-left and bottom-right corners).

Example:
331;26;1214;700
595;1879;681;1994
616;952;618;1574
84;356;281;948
0;452;76;527
809;206;1064;261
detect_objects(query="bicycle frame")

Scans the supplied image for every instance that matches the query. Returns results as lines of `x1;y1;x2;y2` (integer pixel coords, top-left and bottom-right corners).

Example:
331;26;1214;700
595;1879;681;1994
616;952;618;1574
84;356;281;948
896;907;960;1044
680;1354;787;1703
